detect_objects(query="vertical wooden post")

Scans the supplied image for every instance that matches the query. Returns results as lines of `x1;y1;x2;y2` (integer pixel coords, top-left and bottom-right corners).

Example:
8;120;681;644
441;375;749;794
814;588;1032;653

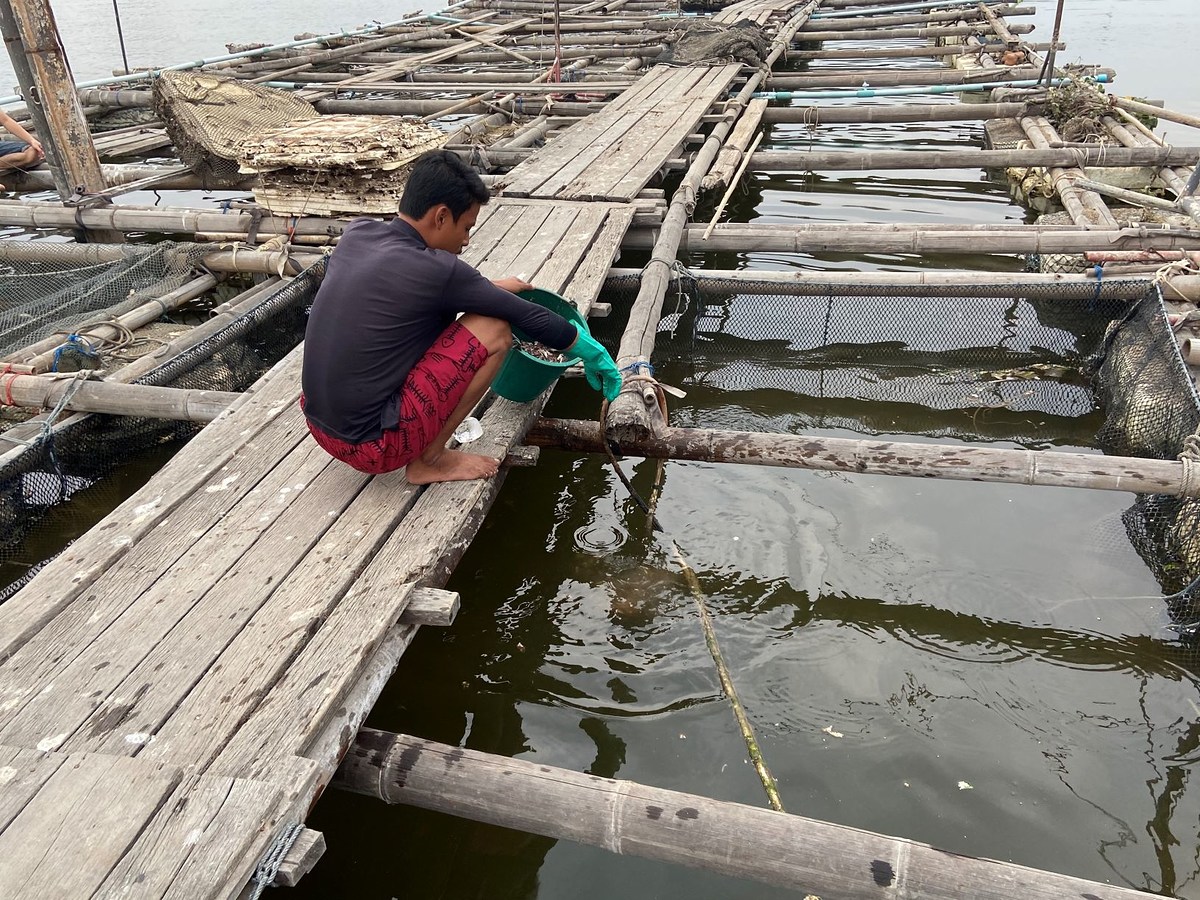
0;0;123;241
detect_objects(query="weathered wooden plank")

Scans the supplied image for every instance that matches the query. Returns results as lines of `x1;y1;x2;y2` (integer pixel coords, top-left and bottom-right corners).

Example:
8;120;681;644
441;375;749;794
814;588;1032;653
67;444;368;758
526;108;649;199
510;204;584;285
272;827;326;888
499;67;675;196
399;587;461;628
459;201;526;269
558;206;637;307
0;746;68;834
0;349;305;666
475;203;557;276
139;464;424;770
587;70;736;200
209;581;422;780
93;771;284;900
525;205;612;296
0;419;320;751
0;753;179;897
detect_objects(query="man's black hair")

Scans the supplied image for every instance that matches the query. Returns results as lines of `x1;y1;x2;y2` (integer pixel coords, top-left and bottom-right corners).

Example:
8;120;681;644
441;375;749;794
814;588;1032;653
399;150;490;220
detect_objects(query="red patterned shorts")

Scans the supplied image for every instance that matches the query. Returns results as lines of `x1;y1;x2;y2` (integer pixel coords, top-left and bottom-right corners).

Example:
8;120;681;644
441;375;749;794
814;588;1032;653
303;321;488;475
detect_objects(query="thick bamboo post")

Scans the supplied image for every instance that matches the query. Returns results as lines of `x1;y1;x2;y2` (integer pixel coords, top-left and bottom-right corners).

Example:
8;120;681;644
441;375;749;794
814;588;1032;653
334;729;1163;900
1017;116;1119;229
0;0;122;241
527;420;1198;497
796;22;1035;42
0;374;237;422
766;65;1048;90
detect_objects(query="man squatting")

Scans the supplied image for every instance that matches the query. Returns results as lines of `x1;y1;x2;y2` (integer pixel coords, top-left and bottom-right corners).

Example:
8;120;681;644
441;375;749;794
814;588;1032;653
301;150;622;485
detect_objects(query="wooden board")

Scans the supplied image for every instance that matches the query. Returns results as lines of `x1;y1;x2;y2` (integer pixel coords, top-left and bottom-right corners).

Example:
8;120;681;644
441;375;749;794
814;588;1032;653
498;65;741;201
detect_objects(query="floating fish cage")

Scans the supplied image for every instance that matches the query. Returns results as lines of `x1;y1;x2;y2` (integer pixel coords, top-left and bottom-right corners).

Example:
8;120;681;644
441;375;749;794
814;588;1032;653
0;243;320;598
593;274;1200;625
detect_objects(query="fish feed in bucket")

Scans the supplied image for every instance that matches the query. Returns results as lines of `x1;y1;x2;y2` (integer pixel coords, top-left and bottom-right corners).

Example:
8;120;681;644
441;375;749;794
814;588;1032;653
492;289;589;403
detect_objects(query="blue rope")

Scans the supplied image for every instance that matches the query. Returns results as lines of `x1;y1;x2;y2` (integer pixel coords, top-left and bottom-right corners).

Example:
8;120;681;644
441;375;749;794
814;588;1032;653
621;361;653;376
51;335;100;373
1091;263;1103;310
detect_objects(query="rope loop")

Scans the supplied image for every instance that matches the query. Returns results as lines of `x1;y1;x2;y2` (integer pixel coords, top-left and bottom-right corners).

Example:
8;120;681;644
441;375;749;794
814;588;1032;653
248;822;304;900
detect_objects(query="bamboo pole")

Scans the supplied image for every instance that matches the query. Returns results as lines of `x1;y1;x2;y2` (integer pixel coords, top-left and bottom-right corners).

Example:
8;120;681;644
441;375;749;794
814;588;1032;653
762;102;1029;124
790;40;1058;60
1100;116;1200;226
1072;177;1184;215
701;97;766;194
0;374;237;422
794;3;1034;31
334;729;1164;900
796;22;1035;42
1112;96;1200;132
747;146;1200;171
601;268;1174;299
527;420;1198;497
620;223;1200;255
1018;116;1119;229
607;2;821;443
766;66;1054;90
4;273;218;369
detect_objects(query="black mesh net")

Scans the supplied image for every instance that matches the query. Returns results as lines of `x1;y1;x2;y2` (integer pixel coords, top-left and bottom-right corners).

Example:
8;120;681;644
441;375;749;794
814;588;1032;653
594;274;1200;633
0;260;322;597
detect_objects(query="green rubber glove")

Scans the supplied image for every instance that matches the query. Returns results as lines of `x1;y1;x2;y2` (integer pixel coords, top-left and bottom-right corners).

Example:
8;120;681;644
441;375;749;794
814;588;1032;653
570;324;622;402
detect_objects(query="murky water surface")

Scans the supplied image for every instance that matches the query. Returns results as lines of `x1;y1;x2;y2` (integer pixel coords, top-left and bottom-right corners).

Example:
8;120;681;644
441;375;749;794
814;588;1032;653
3;1;1200;897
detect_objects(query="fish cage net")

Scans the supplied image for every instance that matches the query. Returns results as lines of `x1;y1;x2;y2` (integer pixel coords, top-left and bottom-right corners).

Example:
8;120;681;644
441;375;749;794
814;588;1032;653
595;274;1200;633
0;250;321;599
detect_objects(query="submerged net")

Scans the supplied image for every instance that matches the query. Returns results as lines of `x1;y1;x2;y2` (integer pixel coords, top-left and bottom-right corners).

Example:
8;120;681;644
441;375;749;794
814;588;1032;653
593;275;1200;630
0;254;322;597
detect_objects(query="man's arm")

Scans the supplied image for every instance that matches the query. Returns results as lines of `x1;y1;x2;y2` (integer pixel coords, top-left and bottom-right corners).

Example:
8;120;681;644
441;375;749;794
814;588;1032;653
491;275;533;294
0;111;43;158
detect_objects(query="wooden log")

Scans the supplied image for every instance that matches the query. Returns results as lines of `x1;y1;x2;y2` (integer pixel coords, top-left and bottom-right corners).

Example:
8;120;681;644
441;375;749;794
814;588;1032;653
762;102;1028;124
620;223;1200;255
701;98;766;194
334;728;1163;900
747;146;1200;171
526;420;1195;497
315;97;601;117
0;373;238;422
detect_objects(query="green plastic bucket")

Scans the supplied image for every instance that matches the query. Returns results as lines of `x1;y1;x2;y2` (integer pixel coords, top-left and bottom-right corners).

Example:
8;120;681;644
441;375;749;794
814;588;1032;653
491;288;587;403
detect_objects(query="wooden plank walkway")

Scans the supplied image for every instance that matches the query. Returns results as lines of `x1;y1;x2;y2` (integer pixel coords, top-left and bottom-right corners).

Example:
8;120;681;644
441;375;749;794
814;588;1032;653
0;198;633;898
497;64;740;202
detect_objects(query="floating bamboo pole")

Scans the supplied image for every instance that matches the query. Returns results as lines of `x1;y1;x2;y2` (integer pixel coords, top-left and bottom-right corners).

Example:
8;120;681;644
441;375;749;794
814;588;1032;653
791;41;1058;60
1099;116;1200;226
796;22;1035;42
1072;177;1184;215
621;223;1200;255
1112;96;1200;132
334;729;1164;900
796;4;1034;31
762;102;1029;124
601;268;1177;299
766;66;1053;90
747;146;1200;172
527;420;1197;497
0;374;237;422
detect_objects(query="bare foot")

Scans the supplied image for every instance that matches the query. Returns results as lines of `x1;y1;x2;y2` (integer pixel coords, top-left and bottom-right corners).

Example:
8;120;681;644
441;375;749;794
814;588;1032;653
405;448;498;485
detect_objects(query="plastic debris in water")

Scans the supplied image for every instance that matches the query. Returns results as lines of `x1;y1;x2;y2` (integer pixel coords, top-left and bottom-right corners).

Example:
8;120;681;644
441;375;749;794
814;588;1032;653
822;725;844;738
957;781;974;790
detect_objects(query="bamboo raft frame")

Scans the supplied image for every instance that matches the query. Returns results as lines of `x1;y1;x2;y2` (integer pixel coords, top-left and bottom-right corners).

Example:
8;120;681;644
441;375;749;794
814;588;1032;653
0;0;1197;896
